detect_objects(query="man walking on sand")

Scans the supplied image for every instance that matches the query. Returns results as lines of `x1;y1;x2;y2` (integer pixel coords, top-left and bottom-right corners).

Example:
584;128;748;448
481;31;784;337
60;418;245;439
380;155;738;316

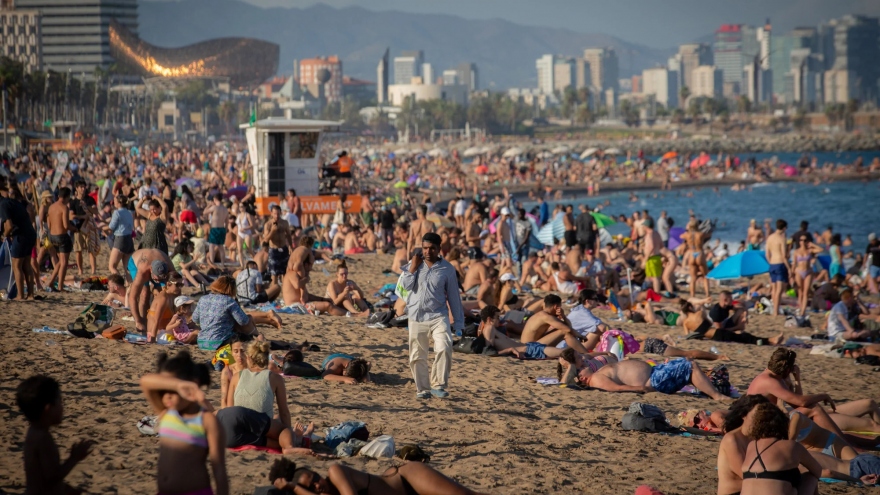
399;232;465;400
766;219;791;317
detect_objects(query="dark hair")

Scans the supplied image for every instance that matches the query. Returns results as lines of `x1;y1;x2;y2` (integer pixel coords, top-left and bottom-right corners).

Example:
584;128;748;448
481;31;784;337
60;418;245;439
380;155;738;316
679;298;696;314
16;375;61;422
776;219;787;231
720;290;732;298
800;220;809;230
422;232;441;246
58;187;72;199
74;179;87;189
419;205;428;215
283;349;303;364
831;233;841;246
268;458;297;482
831;274;845;285
156;351;211;387
214;193;223;202
577;289;606;305
767;348;797;377
344;358;369;382
480;305;500;322
556;348;577;380
172;239;193;257
544;294;562;307
108;273;125;286
747;402;790;439
293;468;315;487
722;394;770;433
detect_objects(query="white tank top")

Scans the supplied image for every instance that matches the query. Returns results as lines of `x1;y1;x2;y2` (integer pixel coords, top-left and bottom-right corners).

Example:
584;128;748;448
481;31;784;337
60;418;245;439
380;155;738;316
554;272;578;295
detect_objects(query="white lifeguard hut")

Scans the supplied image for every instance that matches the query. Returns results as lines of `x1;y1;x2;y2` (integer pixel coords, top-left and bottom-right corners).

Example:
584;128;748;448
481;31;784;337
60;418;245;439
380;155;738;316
241;117;359;216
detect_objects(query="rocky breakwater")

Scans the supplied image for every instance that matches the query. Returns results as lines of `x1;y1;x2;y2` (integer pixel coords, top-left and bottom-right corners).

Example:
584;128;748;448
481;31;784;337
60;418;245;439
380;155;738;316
577;133;880;155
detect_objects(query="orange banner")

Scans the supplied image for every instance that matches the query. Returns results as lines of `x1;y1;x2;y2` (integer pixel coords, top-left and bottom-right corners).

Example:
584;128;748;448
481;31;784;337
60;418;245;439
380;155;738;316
255;195;362;216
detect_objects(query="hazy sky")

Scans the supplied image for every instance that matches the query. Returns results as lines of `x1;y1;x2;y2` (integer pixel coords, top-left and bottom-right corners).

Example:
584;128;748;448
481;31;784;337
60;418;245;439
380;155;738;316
150;0;880;47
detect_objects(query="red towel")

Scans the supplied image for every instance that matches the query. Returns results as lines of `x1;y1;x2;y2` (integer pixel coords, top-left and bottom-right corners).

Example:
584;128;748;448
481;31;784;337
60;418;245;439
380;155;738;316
228;445;282;455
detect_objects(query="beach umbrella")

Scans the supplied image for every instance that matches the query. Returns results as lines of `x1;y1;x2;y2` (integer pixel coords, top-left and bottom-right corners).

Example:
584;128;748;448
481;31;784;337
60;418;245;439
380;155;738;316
176;177;200;188
817;255;831;271
474;164;489;175
426;213;454;228
226;185;248;199
536;216;566;246
783;165;798;177
502;147;523;158
707;251;770;280
690;153;711;169
426;148;448;158
537;151;554;159
406;173;420;185
580;147;599;159
393;148;411;156
661;151;678;160
478;145;495;154
590;212;616;228
462;146;482;158
604;148;621;155
393;180;409;189
551;145;570;154
667;227;687;250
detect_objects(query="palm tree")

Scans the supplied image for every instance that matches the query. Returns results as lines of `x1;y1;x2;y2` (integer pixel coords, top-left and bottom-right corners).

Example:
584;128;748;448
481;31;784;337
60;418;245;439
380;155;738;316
678;86;690;110
736;95;751;114
217;100;235;136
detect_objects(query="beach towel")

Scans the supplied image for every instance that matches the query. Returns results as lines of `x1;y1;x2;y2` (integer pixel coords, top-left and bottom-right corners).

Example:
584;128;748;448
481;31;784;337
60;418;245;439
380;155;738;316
228;445;282;455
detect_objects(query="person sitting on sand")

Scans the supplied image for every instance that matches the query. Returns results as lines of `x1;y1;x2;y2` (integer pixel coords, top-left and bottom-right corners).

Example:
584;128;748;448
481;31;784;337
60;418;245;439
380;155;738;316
558;289;609;351
747;348;880;434
497;272;544;313
680;298;784;346
826;287;874;341
193;276;280;352
809;452;880;486
139;351;229;495
578;357;731;402
220;336;246;409
235;260;281;305
325;264;370;314
217;341;313;456
708;290;748;333
101;273;127;308
166;295;199;345
520;294;594;355
320;353;371;384
478;306;597;360
279;462;488;495
128;249;177;333
147;272;184;342
462;268;499;311
841;342;880;360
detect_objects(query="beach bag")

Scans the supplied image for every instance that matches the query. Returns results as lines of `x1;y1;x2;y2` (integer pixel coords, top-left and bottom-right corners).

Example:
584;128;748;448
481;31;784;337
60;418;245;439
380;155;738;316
706;365;732;396
453;335;486;355
335;438;368;458
784;315;812;328
398;444;431;463
282;361;321;378
68;303;115;336
621;402;680;434
856;355;880;366
394;271;411;303
359;435;395;459
324;421;369;449
101;325;126;340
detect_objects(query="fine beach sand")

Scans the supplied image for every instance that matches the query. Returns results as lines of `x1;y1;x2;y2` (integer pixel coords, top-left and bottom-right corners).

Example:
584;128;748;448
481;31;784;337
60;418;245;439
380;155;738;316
0;251;876;495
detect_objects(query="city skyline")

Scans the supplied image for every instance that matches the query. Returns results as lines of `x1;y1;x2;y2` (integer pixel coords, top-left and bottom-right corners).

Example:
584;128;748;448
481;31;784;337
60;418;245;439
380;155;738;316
144;0;880;48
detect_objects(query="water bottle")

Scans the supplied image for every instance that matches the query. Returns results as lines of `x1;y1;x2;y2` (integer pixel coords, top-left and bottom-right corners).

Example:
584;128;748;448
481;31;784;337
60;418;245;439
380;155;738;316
710;346;720;355
46;340;56;346
617;308;625;321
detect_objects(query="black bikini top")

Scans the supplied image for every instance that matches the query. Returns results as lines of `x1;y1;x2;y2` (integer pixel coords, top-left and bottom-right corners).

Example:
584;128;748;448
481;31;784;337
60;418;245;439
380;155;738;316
742;438;801;488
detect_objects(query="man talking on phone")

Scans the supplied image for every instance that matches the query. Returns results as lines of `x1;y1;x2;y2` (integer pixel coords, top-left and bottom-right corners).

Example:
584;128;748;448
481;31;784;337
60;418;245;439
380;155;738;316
399;232;465;399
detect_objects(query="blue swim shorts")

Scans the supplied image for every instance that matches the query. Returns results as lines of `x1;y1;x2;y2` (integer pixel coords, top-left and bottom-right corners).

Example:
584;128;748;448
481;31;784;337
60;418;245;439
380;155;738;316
768;263;788;283
649;358;693;394
523;342;547;360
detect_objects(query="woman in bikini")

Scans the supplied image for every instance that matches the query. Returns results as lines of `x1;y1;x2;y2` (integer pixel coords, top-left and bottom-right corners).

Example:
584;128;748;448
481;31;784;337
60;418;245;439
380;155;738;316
283;462;487;495
740;402;822;495
683;219;709;298
792;237;822;316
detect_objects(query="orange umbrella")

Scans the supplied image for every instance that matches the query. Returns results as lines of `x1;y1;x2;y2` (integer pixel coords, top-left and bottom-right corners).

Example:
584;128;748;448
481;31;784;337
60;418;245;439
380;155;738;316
661;151;678;160
475;164;489;175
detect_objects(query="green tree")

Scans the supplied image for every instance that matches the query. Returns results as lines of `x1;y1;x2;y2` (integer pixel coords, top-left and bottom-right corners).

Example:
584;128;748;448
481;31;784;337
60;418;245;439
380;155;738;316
679;85;691;110
736;95;752;114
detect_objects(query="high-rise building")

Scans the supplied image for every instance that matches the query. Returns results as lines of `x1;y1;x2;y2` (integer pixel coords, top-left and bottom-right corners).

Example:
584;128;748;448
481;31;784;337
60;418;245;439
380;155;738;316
442;69;459;86
15;0;138;74
583;47;619;92
393;50;424;85
377;48;389;104
631;75;642;94
0;5;42;72
678;43;712;91
788;48;823;105
552;57;575;93
824;69;856;104
421;63;434;85
771;27;818;102
667;53;683;91
714;24;759;96
535;54;555;94
828;15;880;104
300;56;343;103
691;65;723;98
456;62;478;91
574;58;590;89
641;67;678;108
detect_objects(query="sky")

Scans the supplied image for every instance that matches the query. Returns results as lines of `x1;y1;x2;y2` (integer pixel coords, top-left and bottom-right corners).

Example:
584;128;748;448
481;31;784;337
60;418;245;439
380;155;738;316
154;0;880;48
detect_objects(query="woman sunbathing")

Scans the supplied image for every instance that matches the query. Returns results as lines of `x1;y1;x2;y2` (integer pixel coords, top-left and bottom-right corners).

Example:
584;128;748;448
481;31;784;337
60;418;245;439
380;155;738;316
321;353;371;384
278;462;487;495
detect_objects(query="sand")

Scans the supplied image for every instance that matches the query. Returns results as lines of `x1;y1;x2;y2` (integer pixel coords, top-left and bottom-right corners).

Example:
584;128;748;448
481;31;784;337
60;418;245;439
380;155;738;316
0;251;876;495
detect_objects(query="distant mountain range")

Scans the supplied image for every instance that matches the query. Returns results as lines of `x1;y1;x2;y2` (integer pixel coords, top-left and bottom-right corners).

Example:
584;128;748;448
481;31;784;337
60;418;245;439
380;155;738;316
139;0;676;89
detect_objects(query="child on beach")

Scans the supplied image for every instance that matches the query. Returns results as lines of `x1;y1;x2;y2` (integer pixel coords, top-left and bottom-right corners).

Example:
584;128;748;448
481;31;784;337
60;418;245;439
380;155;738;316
166;295;199;344
140;351;228;495
16;375;95;495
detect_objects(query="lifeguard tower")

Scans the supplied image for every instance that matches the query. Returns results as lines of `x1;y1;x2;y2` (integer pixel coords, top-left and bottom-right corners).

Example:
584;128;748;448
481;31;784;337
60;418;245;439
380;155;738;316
242;117;361;216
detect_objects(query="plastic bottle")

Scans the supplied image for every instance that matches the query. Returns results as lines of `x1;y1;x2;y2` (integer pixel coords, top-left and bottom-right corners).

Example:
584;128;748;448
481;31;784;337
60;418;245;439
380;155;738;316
710;346;720;355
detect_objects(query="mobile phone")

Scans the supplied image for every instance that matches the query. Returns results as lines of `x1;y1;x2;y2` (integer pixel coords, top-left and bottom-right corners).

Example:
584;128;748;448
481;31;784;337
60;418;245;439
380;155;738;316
413;248;424;259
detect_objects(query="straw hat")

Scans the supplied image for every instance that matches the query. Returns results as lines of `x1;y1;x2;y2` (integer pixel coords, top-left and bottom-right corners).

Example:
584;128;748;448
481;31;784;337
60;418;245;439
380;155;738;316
40;190;53;201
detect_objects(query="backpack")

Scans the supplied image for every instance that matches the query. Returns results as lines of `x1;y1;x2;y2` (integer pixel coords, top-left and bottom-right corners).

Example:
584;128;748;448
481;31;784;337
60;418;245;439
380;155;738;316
856;355;880;366
453;335;486;355
706;364;732;397
621;402;680;434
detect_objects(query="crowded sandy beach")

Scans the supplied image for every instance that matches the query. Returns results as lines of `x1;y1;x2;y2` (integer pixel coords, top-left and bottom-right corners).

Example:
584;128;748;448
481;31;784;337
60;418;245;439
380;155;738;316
1;137;879;495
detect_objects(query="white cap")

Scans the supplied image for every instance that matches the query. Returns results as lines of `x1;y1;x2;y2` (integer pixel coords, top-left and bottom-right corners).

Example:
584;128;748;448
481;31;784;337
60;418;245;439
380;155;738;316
174;296;195;308
500;207;511;215
500;272;517;282
869;233;877;241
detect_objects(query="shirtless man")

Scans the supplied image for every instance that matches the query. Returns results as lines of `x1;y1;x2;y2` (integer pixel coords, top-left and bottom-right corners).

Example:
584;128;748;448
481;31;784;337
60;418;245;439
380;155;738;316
465;211;484;260
285;188;302;228
747;348;880;434
582;356;730;401
262;205;290;285
519;252;548;289
462;268;499;311
520;294;592;354
565;244;584;277
746;219;764;250
406;205;434;258
45;187;74;291
326;264;369;314
147;272;182;342
343;227;365;254
765;219;791;317
660;246;678;295
642;218;663;293
462;257;492;293
282;235;315;306
101;274;127;308
562;204;577;248
478;305;588;359
361;227;377;252
128;248;176;335
203;193;229;265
